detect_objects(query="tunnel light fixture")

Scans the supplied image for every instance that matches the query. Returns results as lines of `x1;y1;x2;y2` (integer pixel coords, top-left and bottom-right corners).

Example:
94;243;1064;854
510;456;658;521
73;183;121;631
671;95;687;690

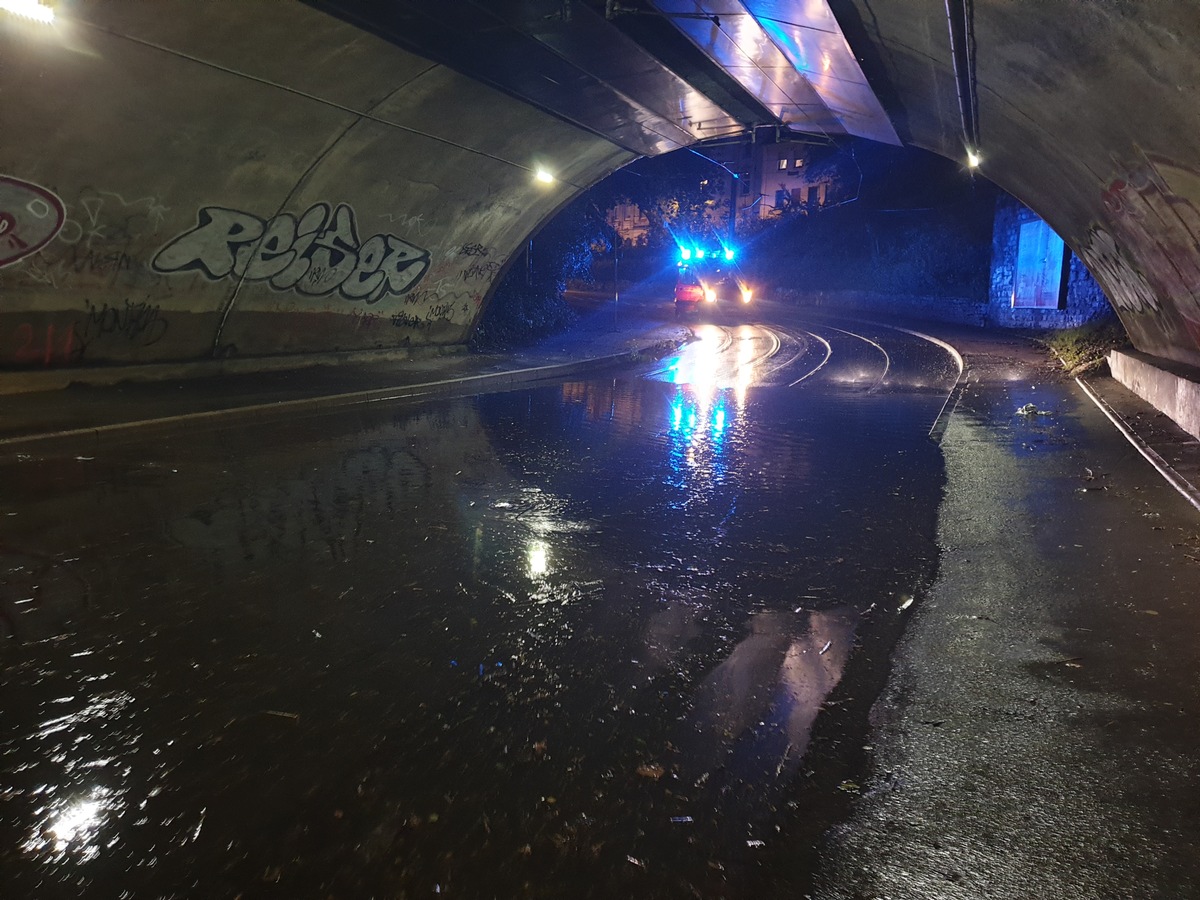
534;167;555;185
966;149;982;169
0;0;55;24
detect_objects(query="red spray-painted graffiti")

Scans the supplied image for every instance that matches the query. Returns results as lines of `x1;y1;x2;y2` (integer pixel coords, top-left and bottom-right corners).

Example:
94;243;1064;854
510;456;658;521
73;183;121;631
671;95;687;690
0;175;66;268
12;322;83;367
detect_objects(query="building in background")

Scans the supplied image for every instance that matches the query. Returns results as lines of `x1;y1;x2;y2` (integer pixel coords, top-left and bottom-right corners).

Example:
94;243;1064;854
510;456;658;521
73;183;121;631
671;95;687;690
703;135;851;227
606;135;853;245
607;200;651;247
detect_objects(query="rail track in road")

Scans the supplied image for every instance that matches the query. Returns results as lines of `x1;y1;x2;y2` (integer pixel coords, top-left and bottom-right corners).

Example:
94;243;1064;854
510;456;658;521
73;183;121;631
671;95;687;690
649;312;957;418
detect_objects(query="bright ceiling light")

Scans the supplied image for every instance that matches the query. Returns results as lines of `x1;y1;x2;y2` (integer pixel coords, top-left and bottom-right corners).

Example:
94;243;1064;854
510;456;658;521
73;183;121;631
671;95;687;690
534;168;554;184
967;149;982;169
0;0;55;24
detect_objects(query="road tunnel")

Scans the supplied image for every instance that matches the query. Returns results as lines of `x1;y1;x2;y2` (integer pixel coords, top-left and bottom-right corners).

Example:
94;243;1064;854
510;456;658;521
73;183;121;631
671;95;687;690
3;0;1200;377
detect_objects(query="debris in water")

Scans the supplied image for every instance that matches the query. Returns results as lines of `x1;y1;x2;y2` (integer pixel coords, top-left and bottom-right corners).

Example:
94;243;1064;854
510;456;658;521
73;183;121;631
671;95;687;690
898;595;915;611
670;816;694;824
637;763;665;780
1016;403;1050;417
819;641;832;655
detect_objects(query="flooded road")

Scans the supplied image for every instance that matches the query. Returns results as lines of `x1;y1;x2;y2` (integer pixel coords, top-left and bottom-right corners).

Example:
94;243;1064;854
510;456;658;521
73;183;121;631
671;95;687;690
1;314;960;897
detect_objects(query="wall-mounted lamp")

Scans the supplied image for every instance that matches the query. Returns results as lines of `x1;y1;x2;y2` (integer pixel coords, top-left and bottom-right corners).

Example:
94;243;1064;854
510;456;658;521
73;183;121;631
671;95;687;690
535;168;555;185
966;149;982;169
0;0;55;23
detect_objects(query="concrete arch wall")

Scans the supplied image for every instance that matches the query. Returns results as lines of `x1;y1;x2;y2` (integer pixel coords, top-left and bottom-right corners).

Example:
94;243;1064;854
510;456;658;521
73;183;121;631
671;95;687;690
834;0;1200;368
0;2;633;368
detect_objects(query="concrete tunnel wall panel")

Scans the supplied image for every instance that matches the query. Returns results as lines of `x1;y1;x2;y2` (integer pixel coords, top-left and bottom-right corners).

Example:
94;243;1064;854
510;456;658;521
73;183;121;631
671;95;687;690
0;4;633;367
214;65;634;356
77;0;434;110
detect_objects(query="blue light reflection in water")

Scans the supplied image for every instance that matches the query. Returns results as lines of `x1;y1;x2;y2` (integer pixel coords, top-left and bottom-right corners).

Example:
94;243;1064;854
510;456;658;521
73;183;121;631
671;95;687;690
667;386;736;493
0;319;958;899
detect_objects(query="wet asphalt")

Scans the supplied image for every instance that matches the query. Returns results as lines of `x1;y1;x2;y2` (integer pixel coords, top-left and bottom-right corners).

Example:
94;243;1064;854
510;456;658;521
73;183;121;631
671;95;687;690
814;331;1200;900
2;298;1199;898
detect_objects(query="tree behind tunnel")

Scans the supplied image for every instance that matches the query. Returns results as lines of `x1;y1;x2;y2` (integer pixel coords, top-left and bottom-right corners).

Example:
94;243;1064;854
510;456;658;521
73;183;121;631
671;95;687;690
471;152;725;348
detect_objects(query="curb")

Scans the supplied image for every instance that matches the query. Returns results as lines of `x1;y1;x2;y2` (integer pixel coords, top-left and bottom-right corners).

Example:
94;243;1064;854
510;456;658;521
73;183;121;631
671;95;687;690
1076;375;1200;514
0;344;469;397
0;339;683;449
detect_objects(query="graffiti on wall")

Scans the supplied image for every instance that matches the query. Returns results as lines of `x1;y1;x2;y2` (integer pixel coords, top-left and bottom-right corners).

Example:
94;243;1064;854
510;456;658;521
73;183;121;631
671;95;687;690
12;322;83;367
152;202;431;304
83;298;169;347
1080;153;1200;350
3;184;172;292
0;176;66;268
8;297;170;367
1078;225;1160;315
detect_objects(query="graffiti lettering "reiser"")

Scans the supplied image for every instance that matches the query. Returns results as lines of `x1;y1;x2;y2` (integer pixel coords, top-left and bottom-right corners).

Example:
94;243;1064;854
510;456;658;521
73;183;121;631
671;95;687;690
152;203;431;304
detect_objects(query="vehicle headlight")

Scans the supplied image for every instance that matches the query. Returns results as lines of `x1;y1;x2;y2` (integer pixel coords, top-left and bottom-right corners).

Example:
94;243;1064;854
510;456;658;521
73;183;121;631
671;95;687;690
740;287;753;304
704;288;716;303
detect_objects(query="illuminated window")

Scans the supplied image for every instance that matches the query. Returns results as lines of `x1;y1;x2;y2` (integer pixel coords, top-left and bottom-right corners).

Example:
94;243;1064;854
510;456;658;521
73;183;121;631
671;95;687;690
778;158;787;171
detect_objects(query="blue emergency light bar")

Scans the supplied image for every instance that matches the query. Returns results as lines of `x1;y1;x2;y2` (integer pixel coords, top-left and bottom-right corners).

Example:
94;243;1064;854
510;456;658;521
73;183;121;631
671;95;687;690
678;245;736;263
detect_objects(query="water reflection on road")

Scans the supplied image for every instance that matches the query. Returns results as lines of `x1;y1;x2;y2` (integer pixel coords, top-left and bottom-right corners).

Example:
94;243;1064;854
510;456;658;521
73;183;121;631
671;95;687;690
1;319;956;898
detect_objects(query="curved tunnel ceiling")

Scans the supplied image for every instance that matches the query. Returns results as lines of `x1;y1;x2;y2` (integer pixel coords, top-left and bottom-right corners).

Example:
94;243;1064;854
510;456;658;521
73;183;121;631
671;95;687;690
311;0;901;150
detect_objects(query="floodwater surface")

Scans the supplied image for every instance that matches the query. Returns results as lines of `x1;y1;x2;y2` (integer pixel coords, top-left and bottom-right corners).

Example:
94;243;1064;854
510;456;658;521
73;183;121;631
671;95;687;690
1;317;958;897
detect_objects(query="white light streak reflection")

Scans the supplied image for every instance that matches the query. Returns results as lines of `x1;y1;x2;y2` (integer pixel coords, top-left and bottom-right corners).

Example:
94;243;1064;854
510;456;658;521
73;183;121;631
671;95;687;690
660;324;776;394
23;788;120;863
528;541;549;578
